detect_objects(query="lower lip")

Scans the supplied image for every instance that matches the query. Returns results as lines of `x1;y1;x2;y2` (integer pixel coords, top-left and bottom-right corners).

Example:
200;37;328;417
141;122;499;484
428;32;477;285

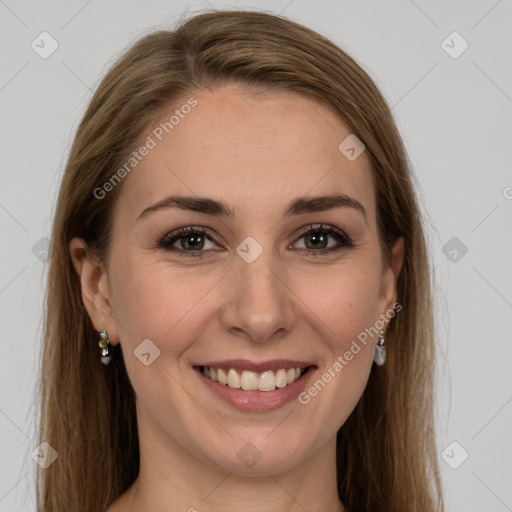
195;367;316;412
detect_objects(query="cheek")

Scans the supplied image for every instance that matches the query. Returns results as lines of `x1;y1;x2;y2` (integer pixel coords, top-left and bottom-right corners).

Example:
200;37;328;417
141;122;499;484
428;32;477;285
293;275;380;434
295;263;382;349
292;261;381;405
108;261;215;420
109;253;225;363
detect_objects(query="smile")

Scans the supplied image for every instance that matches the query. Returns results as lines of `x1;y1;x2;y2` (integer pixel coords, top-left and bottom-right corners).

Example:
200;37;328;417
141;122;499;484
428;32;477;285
201;366;307;392
194;359;317;411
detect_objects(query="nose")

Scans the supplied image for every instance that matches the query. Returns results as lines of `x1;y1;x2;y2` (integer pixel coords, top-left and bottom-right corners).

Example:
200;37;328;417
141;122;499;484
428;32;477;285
220;246;296;343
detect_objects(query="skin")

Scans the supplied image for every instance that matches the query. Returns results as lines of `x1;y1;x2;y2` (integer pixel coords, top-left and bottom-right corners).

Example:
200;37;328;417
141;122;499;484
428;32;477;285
70;85;404;512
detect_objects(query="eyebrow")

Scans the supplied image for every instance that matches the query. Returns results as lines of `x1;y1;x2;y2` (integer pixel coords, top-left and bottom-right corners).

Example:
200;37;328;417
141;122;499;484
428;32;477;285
136;193;367;223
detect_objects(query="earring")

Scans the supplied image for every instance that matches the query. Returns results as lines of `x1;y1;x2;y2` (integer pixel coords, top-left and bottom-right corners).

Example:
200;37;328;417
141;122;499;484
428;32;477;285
373;329;386;366
98;329;112;366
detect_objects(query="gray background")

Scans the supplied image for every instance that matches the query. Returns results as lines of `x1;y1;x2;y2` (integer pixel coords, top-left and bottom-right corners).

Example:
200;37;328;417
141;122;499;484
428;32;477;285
1;0;511;510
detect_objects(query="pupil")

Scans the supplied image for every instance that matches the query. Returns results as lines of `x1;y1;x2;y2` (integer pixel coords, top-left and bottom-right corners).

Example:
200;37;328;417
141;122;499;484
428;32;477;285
183;234;204;250
306;233;326;249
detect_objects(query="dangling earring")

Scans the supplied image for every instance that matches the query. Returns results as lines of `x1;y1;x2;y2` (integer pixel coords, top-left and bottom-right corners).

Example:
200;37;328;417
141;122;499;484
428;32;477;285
98;329;112;366
373;329;386;366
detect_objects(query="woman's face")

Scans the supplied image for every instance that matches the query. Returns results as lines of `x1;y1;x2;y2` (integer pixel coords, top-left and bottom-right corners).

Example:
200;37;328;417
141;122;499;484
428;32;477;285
75;85;403;475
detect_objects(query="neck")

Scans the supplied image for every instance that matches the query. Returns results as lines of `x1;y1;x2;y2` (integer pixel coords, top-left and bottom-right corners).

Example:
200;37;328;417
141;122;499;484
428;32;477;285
118;405;345;512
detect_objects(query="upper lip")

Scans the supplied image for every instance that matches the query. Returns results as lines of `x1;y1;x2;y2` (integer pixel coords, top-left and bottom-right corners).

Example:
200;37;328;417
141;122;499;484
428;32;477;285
194;359;316;373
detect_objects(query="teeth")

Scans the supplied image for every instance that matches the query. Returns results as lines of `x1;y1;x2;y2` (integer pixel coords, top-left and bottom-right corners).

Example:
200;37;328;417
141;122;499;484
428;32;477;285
275;369;288;388
227;369;240;388
258;371;276;391
241;371;258;390
202;366;306;392
217;368;227;385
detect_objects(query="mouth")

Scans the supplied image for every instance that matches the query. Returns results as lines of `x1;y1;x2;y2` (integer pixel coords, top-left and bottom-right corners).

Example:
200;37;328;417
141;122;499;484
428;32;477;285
198;365;309;391
193;359;317;411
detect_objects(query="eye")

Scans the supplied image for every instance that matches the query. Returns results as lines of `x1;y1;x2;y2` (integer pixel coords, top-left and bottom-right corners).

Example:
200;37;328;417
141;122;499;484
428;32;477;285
156;223;355;258
157;226;220;257
291;223;355;256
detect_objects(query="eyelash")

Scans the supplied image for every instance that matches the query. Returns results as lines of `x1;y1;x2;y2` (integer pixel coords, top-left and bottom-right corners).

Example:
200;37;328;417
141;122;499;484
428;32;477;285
156;224;355;258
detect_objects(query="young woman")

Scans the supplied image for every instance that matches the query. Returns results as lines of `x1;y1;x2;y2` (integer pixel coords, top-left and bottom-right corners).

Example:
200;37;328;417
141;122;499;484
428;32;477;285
37;10;443;512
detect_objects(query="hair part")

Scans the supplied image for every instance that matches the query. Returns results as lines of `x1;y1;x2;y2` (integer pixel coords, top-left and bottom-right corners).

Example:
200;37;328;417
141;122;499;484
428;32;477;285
37;9;442;511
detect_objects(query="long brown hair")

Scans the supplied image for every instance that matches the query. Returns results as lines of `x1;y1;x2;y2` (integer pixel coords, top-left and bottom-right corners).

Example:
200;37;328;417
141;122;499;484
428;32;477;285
37;9;443;511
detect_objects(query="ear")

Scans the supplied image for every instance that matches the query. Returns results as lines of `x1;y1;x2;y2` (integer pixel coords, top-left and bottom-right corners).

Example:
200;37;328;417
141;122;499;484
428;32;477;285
69;238;119;345
377;236;405;325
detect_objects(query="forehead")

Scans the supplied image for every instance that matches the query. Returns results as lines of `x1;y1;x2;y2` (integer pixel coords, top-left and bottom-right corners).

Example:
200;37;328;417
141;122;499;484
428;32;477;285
114;85;376;225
